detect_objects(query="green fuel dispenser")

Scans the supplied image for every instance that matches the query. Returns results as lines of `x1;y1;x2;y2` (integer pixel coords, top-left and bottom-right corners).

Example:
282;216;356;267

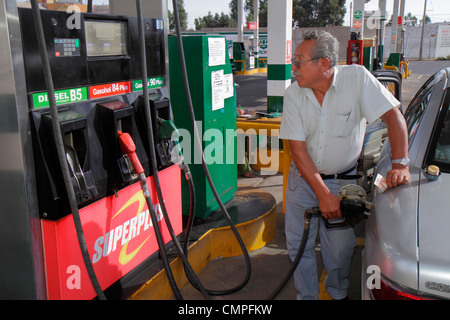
169;35;237;219
233;41;255;72
385;52;402;70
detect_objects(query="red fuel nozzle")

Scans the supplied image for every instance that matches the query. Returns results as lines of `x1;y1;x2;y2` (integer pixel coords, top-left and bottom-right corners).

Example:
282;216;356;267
117;131;144;175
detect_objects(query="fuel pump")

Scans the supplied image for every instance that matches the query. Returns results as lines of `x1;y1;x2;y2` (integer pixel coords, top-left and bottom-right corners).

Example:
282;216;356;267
2;0;247;300
2;0;187;299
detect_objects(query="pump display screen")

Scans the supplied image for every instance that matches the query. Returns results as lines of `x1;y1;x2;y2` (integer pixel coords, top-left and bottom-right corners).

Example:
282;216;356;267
85;20;128;57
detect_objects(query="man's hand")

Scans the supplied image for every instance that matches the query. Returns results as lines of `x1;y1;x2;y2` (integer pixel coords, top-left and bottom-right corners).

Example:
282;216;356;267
381;108;410;188
318;191;341;220
289;140;344;220
386;166;411;188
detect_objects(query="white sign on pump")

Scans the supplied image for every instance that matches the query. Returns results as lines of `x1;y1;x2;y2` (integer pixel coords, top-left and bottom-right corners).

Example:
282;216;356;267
208;37;226;66
211;69;225;110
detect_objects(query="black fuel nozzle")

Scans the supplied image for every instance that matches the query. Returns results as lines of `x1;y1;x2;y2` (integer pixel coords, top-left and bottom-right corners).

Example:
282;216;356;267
156;117;183;165
340;198;369;225
324;198;369;229
304;199;369;229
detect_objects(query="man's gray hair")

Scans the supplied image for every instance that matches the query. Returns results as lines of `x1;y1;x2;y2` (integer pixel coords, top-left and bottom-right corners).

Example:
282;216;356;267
302;30;339;68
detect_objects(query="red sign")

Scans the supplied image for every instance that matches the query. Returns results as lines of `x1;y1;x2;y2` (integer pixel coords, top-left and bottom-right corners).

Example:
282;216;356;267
246;21;257;29
90;81;131;99
286;40;292;64
42;165;182;300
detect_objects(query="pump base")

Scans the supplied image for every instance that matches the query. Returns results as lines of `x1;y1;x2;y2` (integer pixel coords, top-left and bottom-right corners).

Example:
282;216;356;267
130;187;277;300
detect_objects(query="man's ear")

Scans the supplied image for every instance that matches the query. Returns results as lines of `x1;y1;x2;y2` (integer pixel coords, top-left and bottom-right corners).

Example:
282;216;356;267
319;57;331;72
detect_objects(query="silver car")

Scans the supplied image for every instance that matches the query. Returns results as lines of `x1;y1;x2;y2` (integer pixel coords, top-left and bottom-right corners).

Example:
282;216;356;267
362;68;450;300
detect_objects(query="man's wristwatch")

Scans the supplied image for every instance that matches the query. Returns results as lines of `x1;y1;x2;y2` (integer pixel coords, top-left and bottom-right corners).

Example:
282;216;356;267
392;158;410;167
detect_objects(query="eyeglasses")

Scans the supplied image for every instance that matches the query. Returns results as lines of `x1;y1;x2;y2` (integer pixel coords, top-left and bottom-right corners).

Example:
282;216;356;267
291;57;320;69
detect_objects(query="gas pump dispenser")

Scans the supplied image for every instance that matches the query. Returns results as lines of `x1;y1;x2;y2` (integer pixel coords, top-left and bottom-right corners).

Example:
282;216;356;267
233;38;256;73
0;0;184;299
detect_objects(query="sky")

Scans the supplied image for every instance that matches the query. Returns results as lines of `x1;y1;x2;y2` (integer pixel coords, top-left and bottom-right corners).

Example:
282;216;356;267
168;0;450;29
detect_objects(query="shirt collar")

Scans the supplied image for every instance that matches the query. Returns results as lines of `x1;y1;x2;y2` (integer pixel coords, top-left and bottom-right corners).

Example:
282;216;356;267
330;65;340;89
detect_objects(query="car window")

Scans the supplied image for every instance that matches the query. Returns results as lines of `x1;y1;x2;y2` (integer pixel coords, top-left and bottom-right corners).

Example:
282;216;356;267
426;88;450;172
403;78;436;145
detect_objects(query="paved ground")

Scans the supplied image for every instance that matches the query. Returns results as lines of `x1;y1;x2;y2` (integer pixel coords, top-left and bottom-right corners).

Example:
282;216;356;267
180;60;450;301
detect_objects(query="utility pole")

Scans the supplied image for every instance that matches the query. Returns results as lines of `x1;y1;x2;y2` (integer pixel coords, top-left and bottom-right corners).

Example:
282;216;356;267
419;0;427;61
390;0;399;53
253;0;259;63
238;0;244;42
396;0;405;53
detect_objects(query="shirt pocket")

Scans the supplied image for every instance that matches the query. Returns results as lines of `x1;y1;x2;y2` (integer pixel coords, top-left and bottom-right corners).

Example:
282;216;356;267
334;111;355;138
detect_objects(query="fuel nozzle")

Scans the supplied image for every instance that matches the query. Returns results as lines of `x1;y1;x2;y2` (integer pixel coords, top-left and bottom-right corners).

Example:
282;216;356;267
305;185;371;229
157;117;183;165
117;131;144;175
326;184;371;228
338;198;368;227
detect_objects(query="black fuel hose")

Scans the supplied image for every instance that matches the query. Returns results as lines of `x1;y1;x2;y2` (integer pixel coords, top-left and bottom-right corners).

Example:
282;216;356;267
180;163;195;256
117;130;183;300
138;173;181;298
134;0;183;300
267;208;320;300
172;0;252;295
30;0;106;300
268;200;367;299
135;0;210;300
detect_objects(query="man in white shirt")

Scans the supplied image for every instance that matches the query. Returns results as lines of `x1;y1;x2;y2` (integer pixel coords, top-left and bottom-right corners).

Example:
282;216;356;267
279;31;410;300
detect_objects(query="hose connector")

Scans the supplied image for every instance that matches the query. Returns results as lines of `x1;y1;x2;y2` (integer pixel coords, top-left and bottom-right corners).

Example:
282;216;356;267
304;207;320;220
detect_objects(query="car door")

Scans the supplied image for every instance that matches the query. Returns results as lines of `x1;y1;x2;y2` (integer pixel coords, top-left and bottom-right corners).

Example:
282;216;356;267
416;78;450;299
364;70;448;296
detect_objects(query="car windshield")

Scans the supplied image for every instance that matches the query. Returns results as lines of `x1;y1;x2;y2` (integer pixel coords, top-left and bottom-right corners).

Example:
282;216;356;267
427;88;450;172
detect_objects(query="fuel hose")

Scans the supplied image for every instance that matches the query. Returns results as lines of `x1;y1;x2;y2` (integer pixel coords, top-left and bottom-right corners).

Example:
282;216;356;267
30;0;106;300
117;131;183;300
172;0;252;295
267;208;320;300
267;201;367;299
135;0;210;300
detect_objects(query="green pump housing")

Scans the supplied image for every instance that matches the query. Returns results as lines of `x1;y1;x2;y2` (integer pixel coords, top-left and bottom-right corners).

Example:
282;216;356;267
169;35;237;219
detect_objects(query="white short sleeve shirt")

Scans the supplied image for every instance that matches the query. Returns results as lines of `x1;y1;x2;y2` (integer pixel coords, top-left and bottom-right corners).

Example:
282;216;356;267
279;64;400;175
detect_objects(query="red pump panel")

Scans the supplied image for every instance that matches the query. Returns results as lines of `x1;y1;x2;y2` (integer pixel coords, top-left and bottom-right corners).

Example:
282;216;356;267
42;165;182;300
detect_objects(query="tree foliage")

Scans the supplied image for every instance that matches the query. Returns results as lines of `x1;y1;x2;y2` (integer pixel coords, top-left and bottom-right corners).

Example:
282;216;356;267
293;0;346;28
401;12;431;27
195;0;269;30
182;0;346;31
168;0;188;31
195;12;235;30
231;0;346;29
229;0;268;28
316;0;346;27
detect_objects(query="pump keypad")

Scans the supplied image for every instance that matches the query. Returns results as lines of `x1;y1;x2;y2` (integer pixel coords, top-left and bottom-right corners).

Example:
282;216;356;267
54;38;80;57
